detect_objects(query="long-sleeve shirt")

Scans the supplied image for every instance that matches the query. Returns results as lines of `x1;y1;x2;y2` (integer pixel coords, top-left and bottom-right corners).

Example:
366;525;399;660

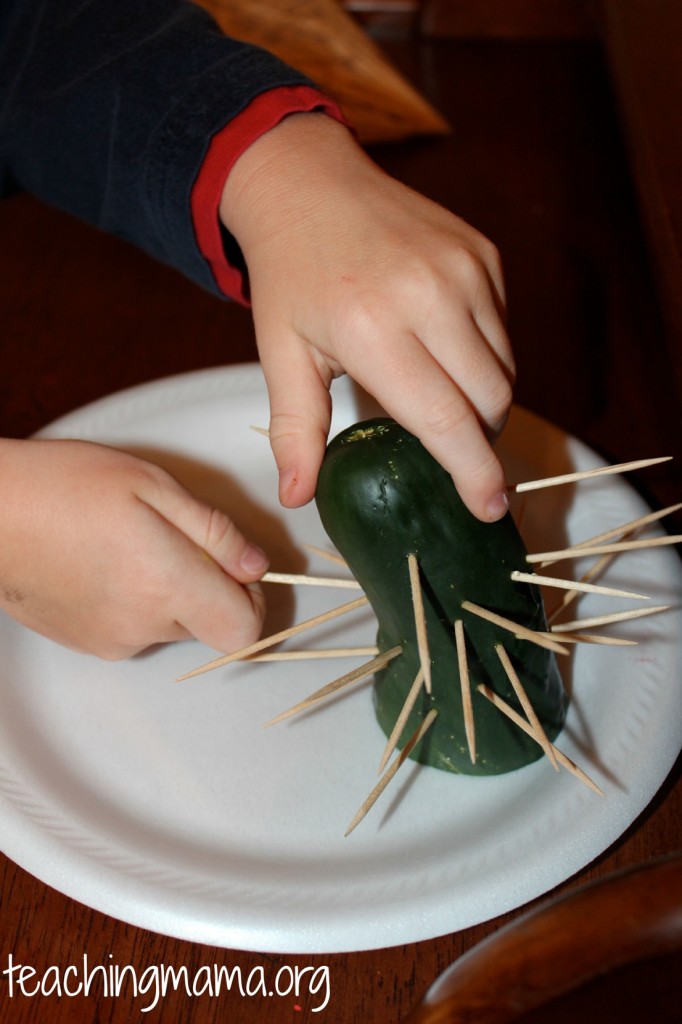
0;0;344;303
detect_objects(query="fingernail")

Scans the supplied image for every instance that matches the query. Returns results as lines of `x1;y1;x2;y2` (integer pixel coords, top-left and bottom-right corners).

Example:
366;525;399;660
486;490;509;522
278;468;298;506
240;543;269;576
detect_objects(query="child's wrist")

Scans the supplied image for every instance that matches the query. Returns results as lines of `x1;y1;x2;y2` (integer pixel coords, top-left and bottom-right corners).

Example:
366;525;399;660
218;112;360;248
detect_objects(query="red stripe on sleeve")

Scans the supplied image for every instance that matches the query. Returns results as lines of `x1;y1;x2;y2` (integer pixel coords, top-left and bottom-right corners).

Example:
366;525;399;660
191;85;348;305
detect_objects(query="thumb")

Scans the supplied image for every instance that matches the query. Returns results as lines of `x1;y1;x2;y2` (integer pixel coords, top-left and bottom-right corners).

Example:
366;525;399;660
260;337;333;508
136;470;269;653
137;467;269;583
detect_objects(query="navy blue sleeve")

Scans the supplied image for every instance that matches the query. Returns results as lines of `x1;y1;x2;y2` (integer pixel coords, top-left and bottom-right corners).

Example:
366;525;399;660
0;0;315;295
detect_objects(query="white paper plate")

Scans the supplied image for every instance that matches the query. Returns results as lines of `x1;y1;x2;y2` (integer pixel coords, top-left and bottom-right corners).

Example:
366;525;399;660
1;365;680;953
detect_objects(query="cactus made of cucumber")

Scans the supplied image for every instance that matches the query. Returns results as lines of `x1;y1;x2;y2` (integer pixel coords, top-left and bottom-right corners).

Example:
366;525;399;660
315;417;569;776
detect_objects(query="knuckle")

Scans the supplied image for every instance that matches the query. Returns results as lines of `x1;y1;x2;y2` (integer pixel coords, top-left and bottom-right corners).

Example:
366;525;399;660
486;374;514;424
128;457;177;506
478;236;503;273
451;246;487;289
203;506;240;557
339;295;387;346
268;410;310;453
469;447;504;486
423;395;471;440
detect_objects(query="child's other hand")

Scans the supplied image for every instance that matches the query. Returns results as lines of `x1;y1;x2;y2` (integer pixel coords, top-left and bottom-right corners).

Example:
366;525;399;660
221;114;514;523
0;439;267;658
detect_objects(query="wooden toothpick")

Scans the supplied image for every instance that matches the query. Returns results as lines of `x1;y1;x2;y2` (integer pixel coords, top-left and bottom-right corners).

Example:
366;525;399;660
550;605;670;633
545;503;682;621
455;619;476;764
526;533;682;565
461;600;569;655
511;570;649;601
539;502;682;569
345;709;438;836
250;425;270;437
246;646;379;662
495;645;559;770
476;684;603;795
534;632;637;646
177;594;369;680
513;456;671;493
547;553;618;623
262;571;361;589
408;553;433;694
264;646;402;727
378;667;425;774
303;543;349;568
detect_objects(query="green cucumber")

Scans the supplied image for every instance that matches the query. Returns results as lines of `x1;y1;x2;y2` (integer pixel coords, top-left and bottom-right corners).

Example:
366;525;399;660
315;418;568;776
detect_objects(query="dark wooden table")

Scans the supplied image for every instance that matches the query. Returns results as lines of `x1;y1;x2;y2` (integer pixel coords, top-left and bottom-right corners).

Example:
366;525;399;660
1;24;680;1024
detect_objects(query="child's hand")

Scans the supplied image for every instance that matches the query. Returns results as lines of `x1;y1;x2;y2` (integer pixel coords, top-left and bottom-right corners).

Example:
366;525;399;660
221;114;514;523
0;439;267;658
